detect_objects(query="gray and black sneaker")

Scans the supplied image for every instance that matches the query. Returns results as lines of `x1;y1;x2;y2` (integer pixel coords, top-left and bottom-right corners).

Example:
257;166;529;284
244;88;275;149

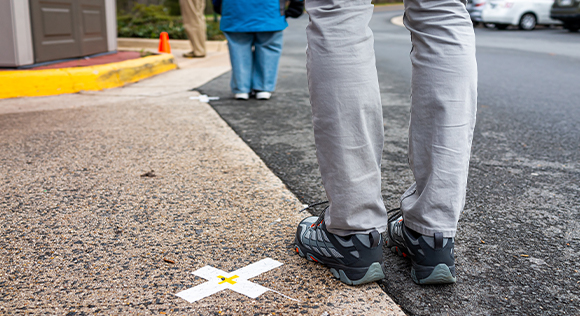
386;208;457;285
295;202;385;285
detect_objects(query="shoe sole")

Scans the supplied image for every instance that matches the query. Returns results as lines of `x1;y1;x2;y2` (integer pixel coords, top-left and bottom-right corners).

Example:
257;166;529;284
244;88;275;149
295;244;385;285
411;263;457;285
390;246;456;285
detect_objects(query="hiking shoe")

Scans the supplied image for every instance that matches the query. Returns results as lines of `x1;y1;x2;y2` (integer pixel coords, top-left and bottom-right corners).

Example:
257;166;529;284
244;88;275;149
386;208;456;284
295;202;385;285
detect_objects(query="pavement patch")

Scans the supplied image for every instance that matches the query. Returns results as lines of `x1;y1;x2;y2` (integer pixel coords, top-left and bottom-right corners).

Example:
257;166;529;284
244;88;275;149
0;64;404;314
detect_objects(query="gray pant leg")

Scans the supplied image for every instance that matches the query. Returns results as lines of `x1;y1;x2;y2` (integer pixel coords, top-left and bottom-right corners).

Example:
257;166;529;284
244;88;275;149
401;0;478;238
305;0;388;236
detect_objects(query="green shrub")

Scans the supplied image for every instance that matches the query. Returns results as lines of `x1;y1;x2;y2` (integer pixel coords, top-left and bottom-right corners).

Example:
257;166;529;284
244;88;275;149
163;0;182;16
206;20;225;41
117;3;224;41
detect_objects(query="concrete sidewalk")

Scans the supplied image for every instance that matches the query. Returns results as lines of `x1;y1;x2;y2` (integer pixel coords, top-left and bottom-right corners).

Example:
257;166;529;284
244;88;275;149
0;44;405;314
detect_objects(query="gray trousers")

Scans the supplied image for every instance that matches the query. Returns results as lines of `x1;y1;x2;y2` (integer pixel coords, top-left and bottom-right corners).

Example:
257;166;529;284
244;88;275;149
306;0;477;238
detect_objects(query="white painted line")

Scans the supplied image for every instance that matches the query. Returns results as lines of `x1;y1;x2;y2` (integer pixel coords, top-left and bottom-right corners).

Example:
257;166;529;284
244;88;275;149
176;258;298;303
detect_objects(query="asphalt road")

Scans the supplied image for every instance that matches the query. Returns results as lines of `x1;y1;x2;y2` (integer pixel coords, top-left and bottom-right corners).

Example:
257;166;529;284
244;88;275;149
199;9;580;316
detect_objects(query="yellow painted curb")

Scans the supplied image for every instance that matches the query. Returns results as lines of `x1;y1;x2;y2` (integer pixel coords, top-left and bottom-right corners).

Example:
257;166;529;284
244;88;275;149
0;54;177;99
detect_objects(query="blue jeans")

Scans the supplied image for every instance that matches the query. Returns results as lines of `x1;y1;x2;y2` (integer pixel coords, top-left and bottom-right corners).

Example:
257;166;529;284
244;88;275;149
224;31;284;94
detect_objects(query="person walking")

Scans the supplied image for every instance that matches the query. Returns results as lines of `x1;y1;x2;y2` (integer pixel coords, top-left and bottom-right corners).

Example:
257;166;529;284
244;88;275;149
214;0;304;100
180;0;206;58
295;0;477;285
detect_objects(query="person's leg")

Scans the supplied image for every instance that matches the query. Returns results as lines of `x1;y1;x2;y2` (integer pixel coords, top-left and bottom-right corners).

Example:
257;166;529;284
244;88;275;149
294;0;386;286
251;31;284;93
179;0;207;57
386;0;477;285
402;0;477;238
224;32;255;94
306;0;387;236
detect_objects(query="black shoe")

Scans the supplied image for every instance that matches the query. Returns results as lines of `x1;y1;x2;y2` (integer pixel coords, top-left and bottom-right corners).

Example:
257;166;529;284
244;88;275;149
386;208;457;284
295;202;385;285
182;51;205;58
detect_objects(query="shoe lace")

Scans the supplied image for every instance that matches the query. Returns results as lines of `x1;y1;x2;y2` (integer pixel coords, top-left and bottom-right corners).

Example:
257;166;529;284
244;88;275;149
299;201;329;228
387;207;402;223
387;207;404;238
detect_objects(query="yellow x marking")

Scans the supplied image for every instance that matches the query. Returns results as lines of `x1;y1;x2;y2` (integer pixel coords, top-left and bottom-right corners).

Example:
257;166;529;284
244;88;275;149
217;275;239;285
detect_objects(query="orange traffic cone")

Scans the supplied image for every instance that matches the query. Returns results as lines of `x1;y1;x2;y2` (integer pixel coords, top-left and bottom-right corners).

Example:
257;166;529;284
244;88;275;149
158;32;171;54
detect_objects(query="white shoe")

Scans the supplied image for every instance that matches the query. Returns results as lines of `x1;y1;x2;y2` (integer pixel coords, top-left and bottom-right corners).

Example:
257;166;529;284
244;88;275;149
256;92;272;100
235;93;249;100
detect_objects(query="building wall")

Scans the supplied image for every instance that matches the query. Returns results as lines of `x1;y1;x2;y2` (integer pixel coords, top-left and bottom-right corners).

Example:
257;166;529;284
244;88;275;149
0;0;34;67
0;0;116;67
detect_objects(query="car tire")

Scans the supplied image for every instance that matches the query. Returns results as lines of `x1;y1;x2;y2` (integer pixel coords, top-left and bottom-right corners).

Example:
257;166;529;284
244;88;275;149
519;13;537;30
565;24;580;32
496;24;509;30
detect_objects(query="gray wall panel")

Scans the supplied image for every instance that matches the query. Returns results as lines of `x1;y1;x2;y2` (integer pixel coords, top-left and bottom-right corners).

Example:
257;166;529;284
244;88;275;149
0;0;34;67
105;0;117;51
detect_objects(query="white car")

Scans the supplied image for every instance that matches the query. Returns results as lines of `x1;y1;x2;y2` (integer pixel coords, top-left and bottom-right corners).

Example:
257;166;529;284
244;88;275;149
481;0;563;30
467;0;488;24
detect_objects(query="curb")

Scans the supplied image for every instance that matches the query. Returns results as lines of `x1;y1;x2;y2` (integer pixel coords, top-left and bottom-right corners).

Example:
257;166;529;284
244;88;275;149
0;54;177;99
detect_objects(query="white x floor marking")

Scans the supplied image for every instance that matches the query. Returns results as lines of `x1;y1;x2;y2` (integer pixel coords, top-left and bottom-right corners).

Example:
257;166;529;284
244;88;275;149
176;258;285;303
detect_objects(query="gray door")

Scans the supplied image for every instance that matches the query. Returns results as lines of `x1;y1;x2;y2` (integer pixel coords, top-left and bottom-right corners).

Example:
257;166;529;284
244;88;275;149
78;0;108;56
29;0;108;63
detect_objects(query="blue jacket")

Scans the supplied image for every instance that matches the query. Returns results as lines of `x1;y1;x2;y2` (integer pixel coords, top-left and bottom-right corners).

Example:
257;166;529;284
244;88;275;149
217;0;288;33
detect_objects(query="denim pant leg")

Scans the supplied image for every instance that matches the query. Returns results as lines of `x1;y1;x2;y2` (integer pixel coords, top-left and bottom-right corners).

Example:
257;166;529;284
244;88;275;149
252;31;284;92
224;32;254;94
306;0;388;236
401;0;477;238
